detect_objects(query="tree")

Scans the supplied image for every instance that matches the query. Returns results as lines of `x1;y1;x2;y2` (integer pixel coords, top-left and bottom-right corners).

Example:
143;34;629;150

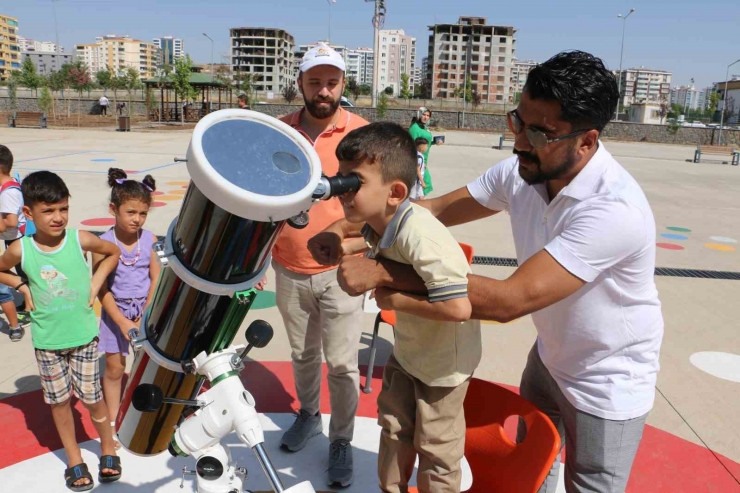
400;73;412;100
722;96;736;124
347;76;361;101
376;92;389;118
20;57;41;95
122;67;143;116
233;71;261;107
96;68;112;94
68;61;92;126
173;55;198;123
282;84;298;104
7;73;19;111
47;69;66;119
514;92;522;104
454;76;473;103
384;86;394;96
56;63;75;117
38;86;53;116
151;63;173;122
658;96;669;125
359;84;372;96
708;91;720;114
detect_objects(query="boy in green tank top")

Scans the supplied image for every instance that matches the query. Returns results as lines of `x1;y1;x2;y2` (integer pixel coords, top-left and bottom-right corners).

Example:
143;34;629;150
0;171;122;491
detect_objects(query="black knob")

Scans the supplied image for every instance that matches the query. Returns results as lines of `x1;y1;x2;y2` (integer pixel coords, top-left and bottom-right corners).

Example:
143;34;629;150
245;320;273;349
132;383;164;412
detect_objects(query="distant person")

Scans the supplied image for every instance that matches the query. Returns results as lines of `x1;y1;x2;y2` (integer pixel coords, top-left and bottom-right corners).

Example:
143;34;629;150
409;107;441;196
116;102;126;116
410;137;428;200
99;95;109;116
237;94;250;110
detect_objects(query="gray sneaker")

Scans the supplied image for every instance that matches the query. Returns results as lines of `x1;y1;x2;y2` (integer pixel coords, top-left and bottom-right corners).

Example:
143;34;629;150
327;439;353;488
9;326;24;342
281;409;322;452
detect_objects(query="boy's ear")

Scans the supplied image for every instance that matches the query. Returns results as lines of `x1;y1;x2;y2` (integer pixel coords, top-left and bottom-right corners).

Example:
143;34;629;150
388;181;408;206
22;205;32;222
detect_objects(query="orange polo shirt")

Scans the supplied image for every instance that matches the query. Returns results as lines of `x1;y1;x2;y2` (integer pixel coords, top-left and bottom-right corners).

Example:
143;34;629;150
273;107;369;275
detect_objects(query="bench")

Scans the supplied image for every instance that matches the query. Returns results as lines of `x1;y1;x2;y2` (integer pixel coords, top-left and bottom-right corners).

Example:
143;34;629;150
495;130;516;150
694;145;739;166
7;111;48;129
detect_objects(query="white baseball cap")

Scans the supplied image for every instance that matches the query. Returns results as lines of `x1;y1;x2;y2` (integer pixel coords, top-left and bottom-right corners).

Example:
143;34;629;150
300;43;346;73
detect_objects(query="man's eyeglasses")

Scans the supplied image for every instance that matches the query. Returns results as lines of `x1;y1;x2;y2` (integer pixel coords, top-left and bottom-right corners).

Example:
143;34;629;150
507;110;590;150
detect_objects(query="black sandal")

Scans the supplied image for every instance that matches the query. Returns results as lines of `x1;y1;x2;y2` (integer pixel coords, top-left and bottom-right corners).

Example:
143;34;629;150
64;463;94;492
98;454;122;483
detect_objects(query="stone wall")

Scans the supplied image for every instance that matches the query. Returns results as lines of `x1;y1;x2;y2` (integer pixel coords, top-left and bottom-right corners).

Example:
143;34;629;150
0;97;149;116
3;96;740;146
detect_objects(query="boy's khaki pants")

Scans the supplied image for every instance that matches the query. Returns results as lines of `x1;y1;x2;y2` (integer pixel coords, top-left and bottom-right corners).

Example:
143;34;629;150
378;354;470;493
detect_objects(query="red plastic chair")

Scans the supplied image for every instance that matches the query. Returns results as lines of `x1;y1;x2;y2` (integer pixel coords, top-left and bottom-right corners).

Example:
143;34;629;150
409;377;561;493
363;243;474;394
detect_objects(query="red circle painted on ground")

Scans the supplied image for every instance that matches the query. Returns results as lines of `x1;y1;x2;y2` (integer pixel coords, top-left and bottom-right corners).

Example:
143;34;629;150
151;191;165;196
80;218;115;227
151;201;167;208
656;242;684;250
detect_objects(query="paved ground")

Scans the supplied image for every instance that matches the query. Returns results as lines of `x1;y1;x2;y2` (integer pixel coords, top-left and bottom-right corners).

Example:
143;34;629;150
0;125;738;492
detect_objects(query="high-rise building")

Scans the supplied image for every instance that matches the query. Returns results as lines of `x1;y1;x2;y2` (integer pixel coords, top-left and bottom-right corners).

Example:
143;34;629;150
75;35;160;78
378;29;416;96
697;87;715;111
670;85;702;111
426;17;516;103
231;27;295;95
616;67;672;107
0;14;21;81
345;47;374;86
153;36;184;65
21;51;75;76
18;36;60;53
413;65;422;88
510;58;536;97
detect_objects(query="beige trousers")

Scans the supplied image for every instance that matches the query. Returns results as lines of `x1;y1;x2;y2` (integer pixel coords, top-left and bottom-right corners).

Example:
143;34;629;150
273;261;364;442
378;354;470;493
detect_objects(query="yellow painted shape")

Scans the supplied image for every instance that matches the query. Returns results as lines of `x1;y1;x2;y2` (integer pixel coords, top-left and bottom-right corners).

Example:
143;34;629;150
166;181;190;186
154;194;183;201
704;243;736;252
168;189;186;195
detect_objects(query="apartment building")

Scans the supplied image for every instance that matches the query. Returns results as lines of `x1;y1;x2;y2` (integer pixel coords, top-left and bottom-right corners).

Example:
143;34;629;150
377;29;416;95
426;16;516;103
670;85;702;111
616;67;672;107
510;58;536;97
22;51;75;76
75;35;160;78
346;47;374;86
231;27;295;95
153;36;184;65
0;14;21;81
18;36;60;53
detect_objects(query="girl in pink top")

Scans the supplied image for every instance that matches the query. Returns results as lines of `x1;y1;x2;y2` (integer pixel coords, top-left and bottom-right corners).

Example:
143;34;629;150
93;168;160;449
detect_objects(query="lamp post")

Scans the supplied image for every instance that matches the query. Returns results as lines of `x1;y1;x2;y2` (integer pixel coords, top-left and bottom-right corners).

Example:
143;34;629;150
327;0;337;43
718;59;740;146
202;33;214;72
51;0;61;55
616;8;636;120
366;0;386;108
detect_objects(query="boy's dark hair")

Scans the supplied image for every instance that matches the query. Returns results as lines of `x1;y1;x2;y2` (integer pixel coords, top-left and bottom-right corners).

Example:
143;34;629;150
336;122;418;192
108;168;156;207
414;137;429;148
238;94;247;102
524;50;619;133
0;145;13;174
21;171;71;206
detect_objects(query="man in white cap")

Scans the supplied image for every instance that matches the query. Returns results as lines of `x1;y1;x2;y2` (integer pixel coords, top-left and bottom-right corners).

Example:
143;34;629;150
272;43;368;487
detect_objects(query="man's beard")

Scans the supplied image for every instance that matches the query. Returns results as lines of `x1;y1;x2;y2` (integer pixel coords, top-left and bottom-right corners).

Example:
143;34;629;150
514;146;578;185
304;94;340;119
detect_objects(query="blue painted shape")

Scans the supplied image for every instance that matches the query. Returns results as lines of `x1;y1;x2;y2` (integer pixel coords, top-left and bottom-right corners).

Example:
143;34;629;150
16;151;100;163
661;233;689;241
201;120;311;196
91;158;116;162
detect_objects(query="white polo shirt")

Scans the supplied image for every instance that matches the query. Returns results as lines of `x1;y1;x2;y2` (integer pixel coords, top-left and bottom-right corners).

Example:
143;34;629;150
468;143;663;420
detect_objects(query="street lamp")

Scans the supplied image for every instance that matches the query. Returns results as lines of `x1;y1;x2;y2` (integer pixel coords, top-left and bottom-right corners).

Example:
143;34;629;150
718;58;740;146
51;0;61;55
327;0;337;43
616;8;636;120
202;33;214;72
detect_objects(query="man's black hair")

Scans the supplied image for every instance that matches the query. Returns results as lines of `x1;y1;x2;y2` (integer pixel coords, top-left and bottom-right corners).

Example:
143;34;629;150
21;171;71;206
336;122;418;192
524;50;619;133
0;145;13;174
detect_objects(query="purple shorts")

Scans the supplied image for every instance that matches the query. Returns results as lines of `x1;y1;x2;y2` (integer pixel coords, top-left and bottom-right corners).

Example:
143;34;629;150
98;297;146;356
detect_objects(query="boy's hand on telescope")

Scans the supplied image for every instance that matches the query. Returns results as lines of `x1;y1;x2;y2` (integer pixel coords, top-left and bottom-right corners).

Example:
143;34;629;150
18;284;35;312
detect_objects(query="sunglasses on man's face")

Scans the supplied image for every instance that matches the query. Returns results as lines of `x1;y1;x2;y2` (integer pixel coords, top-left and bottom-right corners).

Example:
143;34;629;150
506;110;590;150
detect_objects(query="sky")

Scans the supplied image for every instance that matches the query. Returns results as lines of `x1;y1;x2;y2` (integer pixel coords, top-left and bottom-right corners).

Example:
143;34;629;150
6;0;740;88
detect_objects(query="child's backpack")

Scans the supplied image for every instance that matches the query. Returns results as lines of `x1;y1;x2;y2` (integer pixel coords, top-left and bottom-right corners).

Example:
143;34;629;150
2;173;34;236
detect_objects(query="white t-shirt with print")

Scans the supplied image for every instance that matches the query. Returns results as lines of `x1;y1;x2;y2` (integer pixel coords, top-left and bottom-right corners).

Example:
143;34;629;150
0;186;26;241
467;143;663;420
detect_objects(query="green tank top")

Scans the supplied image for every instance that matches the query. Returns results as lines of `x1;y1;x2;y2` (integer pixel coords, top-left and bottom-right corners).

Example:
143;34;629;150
21;229;98;350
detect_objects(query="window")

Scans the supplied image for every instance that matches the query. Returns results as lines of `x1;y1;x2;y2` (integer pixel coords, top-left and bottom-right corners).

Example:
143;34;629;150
499;47;506;53
500;37;506;43
392;37;396;42
453;36;458;41
382;53;386;57
382;61;386;66
383;37;387;42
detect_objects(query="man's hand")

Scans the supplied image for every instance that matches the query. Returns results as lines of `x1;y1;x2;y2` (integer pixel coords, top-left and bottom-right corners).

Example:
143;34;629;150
18;285;34;312
337;255;387;296
308;231;343;266
255;275;268;291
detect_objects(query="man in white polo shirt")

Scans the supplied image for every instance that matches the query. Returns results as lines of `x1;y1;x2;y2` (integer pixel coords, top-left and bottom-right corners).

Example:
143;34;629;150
311;51;663;492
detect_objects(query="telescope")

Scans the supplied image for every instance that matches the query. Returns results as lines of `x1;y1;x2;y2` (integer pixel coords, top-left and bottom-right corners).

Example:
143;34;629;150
115;109;359;492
